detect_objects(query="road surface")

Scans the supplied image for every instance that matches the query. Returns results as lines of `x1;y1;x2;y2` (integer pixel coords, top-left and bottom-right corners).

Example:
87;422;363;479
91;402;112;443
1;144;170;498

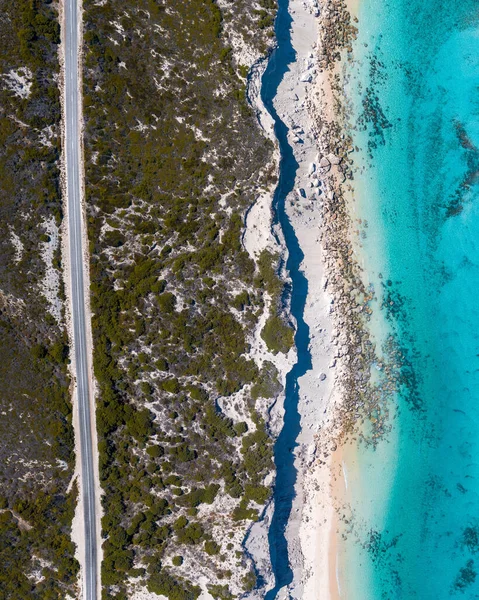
63;0;98;598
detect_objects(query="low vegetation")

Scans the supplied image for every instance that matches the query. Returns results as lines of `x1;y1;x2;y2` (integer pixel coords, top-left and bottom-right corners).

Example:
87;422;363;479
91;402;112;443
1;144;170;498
261;315;295;354
82;0;286;597
0;0;77;596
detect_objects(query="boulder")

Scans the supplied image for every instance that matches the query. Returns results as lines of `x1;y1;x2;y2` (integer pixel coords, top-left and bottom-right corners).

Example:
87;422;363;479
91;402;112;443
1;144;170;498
318;156;331;174
327;153;342;165
300;71;313;83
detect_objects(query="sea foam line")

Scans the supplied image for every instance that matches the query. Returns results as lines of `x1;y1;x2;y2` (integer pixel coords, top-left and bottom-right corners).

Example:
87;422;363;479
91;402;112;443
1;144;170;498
342;460;349;490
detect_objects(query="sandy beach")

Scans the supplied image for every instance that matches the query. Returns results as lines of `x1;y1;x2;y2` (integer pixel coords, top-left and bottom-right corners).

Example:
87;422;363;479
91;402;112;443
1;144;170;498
273;0;368;597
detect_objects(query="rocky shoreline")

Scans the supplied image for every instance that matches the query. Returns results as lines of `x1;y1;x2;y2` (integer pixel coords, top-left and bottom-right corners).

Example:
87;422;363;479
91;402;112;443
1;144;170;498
311;0;406;460
294;0;411;597
258;0;406;597
195;0;403;596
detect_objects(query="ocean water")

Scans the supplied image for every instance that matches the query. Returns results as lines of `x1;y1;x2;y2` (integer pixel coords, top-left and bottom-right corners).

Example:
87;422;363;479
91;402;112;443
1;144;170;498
337;1;479;598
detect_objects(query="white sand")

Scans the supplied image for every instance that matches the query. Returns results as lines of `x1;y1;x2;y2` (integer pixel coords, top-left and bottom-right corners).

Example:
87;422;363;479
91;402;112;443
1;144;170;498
39;216;63;323
128;576;216;600
261;1;342;598
9;227;24;263
2;67;32;99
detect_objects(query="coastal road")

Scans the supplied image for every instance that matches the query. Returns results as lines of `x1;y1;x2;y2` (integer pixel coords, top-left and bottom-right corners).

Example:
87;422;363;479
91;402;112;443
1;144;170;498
63;1;98;599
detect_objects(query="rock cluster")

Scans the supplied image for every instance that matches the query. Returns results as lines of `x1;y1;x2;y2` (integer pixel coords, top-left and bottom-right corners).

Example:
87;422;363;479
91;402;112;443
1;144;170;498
307;0;405;458
316;0;358;71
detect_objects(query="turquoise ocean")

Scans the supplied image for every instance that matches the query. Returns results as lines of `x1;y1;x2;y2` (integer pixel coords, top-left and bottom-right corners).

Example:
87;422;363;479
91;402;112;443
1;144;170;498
337;0;479;598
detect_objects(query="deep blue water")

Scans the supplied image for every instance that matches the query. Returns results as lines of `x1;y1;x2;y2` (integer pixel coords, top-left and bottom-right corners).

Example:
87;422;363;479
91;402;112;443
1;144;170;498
258;0;312;596
338;1;479;598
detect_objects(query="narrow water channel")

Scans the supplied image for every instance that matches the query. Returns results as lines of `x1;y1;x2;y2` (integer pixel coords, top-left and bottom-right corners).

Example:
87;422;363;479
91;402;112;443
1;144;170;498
260;1;312;596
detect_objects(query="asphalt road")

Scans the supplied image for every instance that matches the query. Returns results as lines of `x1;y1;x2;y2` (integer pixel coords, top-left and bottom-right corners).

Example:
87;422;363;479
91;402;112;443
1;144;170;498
64;1;98;598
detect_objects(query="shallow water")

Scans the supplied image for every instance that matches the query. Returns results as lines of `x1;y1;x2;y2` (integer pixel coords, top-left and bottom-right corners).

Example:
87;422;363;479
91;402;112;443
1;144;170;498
338;1;479;598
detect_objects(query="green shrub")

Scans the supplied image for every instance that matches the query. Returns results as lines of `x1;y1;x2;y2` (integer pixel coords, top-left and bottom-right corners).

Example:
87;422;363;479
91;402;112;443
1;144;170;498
244;484;270;505
104;229;126;247
238;64;249;78
232;291;249;311
158;292;177;313
204;405;235;439
165;475;182;486
207;584;235;600
161;378;181;394
170;443;196;462
148;570;201;600
127;513;146;536
147;444;165;458
233;421;248;435
174;516;188;531
232;506;258;522
176;522;204;545
204;540;220;556
155;357;169;371
255;250;282;298
251;361;281;399
187;385;208;402
149;499;170;518
125;408;154;442
242;570;257;593
241;422;273;483
260;315;294;354
180;484;220;508
141;381;153;395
